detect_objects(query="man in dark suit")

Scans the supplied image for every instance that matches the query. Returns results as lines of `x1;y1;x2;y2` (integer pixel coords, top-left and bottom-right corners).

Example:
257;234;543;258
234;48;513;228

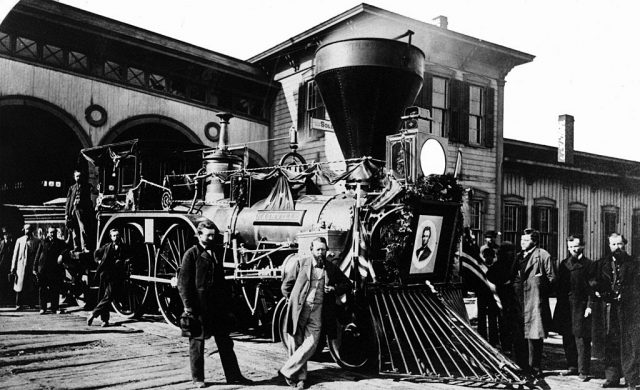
65;170;93;252
87;228;129;327
416;226;432;262
177;220;251;388
553;235;593;381
592;233;640;389
513;228;556;381
279;237;352;389
34;226;66;314
0;227;15;303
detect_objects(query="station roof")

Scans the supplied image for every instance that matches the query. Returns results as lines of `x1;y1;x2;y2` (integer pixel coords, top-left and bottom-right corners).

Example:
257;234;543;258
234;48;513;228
503;138;640;189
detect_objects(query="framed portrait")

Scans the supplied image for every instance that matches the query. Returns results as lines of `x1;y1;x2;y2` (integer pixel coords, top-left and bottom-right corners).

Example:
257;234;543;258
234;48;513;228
409;215;443;275
399;201;460;284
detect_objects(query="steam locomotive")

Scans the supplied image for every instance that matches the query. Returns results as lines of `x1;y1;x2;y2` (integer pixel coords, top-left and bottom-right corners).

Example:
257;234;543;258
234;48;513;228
70;38;523;385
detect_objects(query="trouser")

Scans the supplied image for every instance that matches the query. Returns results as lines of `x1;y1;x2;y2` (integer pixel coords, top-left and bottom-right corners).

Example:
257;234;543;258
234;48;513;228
575;337;592;375
562;332;577;370
71;210;89;251
92;278;114;322
477;293;499;346
38;275;62;311
281;302;323;381
620;306;640;387
604;304;622;383
189;332;242;382
527;338;544;376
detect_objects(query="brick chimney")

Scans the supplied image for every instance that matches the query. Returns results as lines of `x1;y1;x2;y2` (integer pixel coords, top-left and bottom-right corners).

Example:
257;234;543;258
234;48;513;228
432;16;448;29
558;114;574;164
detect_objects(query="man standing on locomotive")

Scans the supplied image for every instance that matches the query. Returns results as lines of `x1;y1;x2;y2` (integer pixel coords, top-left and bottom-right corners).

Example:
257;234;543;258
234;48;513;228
279;237;351;389
34;226;66;314
65;169;93;253
177;220;252;388
87;228;129;327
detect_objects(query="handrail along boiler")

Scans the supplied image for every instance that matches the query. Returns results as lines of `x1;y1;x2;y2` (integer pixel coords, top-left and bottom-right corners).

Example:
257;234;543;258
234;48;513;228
81;37;524;386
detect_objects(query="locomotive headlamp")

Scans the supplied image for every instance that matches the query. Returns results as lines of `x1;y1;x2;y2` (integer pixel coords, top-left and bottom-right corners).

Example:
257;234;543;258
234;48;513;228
402;106;431;132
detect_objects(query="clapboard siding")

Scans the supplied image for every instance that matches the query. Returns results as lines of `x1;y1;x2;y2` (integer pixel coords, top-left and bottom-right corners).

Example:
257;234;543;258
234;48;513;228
503;172;640;259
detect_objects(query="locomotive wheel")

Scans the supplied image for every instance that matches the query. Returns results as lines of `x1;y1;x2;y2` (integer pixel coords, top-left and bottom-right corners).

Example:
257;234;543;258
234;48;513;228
108;222;152;319
154;223;196;327
327;309;375;370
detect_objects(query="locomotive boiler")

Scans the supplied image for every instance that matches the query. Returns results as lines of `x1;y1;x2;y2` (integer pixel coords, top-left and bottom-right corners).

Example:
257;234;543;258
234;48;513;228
79;37;525;386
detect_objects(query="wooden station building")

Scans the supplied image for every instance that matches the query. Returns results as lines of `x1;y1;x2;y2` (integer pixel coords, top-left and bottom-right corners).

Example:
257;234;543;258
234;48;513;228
1;1;639;261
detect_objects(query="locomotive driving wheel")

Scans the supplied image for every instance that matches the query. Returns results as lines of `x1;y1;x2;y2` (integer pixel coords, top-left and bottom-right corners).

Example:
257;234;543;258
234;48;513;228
103;222;152;319
154;223;196;327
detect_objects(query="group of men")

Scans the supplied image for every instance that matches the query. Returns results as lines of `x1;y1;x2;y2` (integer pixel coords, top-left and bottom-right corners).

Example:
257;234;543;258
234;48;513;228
475;228;640;389
177;221;351;389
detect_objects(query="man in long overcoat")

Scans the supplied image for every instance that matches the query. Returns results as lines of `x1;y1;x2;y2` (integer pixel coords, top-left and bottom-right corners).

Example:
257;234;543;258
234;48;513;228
177;220;251;388
34;226;67;314
591;233;640;388
87;228;129;327
10;224;41;310
280;237;352;389
553;235;593;381
513;228;556;380
65;170;94;252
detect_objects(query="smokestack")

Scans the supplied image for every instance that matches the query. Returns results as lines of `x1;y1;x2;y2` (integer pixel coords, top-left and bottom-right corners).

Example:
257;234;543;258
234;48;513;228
433;16;448;29
558;114;574;164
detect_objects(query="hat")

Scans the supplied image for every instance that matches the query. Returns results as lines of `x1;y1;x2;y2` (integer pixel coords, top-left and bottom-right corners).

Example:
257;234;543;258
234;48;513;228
484;230;497;238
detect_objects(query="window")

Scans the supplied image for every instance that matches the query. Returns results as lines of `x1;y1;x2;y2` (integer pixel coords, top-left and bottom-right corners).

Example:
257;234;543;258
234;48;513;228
633;209;640;257
469;200;483;241
0;31;11;53
431;77;449;137
15;36;37;59
42;44;64;66
468;85;484;145
502;196;527;245
118;156;137;191
148;73;166;92
602;205;619;255
568;203;586;238
298;80;329;137
126;67;145;87
104;61;123;81
68;51;88;72
532;199;558;258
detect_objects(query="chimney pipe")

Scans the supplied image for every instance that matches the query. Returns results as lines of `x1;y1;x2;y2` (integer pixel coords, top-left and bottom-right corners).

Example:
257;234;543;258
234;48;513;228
433;15;448;29
558;114;574;164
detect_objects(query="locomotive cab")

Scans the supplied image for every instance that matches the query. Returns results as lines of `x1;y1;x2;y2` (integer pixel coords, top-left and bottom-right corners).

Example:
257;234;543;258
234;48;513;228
81;139;204;211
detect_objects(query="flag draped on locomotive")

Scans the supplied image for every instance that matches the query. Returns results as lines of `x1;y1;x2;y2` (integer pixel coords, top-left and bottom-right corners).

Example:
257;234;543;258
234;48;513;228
80;37;524;386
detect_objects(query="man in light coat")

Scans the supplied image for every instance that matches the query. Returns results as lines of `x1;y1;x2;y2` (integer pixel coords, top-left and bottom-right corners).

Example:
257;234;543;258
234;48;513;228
279;237;351;389
513;228;556;381
10;224;41;310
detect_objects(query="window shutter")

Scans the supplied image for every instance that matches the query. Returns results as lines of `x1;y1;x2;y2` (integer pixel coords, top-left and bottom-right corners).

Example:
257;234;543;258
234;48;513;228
551;208;558;234
449;79;469;144
297;82;307;132
518;205;528;231
484;87;495;148
532;206;540;230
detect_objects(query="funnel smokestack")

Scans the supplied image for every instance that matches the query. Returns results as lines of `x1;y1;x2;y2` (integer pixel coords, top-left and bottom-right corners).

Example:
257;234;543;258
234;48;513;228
314;38;425;164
